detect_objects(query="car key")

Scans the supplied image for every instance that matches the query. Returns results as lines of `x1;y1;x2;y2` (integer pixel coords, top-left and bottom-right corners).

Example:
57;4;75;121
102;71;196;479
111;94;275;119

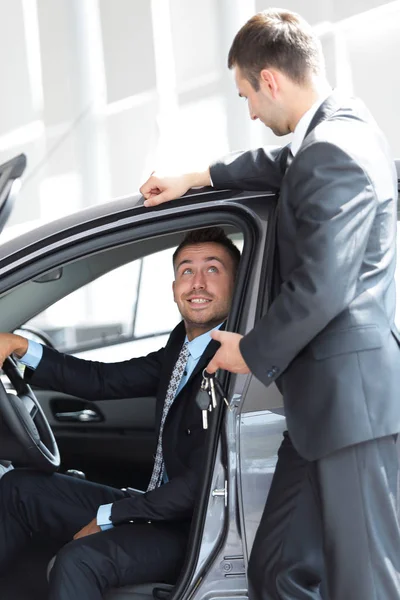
209;375;218;408
196;379;211;429
203;370;232;411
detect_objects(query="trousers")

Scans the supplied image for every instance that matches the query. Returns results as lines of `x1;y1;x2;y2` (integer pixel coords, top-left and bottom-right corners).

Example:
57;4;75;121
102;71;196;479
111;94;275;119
248;432;400;600
0;469;189;600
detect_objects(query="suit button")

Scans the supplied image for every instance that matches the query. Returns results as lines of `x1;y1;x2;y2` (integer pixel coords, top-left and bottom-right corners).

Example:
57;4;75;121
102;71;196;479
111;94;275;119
186;429;191;435
267;366;279;377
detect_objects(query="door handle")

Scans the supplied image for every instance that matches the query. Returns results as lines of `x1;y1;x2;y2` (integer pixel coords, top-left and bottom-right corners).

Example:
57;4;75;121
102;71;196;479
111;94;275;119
55;409;102;423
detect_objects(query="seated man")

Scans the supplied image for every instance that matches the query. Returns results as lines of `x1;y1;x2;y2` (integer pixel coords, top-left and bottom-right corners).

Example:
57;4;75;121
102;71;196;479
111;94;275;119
0;227;240;600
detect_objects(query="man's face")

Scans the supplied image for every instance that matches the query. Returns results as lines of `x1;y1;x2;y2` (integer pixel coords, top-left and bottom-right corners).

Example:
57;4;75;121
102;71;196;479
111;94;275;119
234;66;289;136
173;242;236;337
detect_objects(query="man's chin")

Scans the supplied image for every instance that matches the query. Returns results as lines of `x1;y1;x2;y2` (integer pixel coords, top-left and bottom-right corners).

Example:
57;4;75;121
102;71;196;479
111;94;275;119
183;311;224;329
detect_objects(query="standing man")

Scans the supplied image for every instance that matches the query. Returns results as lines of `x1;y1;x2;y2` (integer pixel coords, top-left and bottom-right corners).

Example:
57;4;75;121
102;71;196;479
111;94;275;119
140;9;400;600
0;227;240;600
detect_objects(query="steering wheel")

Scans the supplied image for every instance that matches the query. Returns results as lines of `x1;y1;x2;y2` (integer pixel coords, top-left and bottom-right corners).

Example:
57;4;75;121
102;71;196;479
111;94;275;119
0;357;60;471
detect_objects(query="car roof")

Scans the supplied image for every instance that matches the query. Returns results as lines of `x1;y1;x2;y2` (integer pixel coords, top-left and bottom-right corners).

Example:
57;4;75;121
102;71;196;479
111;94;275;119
0;186;271;260
2;158;399;259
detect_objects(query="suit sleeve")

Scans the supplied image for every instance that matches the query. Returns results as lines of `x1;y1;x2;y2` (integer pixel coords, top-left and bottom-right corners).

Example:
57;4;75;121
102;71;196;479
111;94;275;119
210;145;289;192
240;142;378;386
110;428;205;524
24;345;164;399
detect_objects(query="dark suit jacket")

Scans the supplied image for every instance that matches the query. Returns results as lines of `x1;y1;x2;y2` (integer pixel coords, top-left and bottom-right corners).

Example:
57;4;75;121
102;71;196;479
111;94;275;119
210;91;400;460
25;321;219;525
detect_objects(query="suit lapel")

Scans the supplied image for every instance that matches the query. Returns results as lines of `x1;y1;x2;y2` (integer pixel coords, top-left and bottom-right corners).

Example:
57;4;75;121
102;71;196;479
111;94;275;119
175;323;226;400
304;90;343;140
158;323;224;413
271;94;342;306
160;328;225;433
184;338;221;389
266;93;343;308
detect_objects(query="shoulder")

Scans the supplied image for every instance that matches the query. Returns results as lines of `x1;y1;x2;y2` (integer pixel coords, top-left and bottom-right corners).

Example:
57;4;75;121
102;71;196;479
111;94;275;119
298;97;393;181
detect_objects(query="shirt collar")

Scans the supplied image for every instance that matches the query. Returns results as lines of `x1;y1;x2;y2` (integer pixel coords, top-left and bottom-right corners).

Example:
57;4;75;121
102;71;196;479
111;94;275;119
290;91;331;156
185;323;223;361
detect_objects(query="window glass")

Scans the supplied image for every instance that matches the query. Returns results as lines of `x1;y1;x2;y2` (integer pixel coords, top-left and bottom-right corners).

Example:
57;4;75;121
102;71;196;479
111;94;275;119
134;247;180;338
23;247;181;361
26;260;142;352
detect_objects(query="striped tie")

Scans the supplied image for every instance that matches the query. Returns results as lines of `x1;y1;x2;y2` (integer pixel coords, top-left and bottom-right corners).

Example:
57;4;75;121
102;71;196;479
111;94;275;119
147;341;190;491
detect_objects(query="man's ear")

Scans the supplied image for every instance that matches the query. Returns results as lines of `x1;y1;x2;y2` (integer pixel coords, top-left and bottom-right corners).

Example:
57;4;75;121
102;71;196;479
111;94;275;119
172;280;177;303
260;68;279;98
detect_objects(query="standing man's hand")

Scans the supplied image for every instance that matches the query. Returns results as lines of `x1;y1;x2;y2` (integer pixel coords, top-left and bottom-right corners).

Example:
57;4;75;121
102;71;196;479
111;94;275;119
0;333;29;368
139;170;211;207
73;518;101;540
207;331;250;375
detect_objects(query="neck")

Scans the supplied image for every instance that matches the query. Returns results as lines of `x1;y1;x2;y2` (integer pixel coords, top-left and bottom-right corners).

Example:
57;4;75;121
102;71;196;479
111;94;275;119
287;76;332;132
185;320;220;341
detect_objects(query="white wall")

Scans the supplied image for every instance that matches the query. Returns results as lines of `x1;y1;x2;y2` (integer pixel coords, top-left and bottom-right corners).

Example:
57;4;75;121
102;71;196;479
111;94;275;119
0;0;399;236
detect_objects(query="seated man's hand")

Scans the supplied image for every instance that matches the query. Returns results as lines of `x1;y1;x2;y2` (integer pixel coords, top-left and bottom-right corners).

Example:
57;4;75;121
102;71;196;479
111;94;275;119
73;518;101;540
0;333;28;368
140;170;211;207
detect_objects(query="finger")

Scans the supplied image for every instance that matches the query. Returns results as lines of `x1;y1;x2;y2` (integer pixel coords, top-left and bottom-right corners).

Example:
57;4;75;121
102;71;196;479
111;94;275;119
139;177;158;196
143;191;173;207
205;357;218;374
141;188;161;200
210;329;223;342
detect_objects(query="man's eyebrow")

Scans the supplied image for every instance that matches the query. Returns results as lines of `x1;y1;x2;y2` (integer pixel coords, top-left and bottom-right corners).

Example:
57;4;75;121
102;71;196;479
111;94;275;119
176;256;226;271
205;256;226;266
176;259;192;271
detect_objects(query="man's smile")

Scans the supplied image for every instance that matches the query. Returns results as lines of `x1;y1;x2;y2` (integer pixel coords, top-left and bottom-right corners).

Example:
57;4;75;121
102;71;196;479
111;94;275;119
186;296;212;307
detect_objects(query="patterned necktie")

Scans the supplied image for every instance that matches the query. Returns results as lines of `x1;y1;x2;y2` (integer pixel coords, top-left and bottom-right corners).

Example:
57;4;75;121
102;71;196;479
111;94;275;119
147;341;190;491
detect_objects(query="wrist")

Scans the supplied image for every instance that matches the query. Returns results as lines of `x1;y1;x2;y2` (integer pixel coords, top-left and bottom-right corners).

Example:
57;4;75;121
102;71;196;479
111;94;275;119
189;170;211;188
12;335;29;359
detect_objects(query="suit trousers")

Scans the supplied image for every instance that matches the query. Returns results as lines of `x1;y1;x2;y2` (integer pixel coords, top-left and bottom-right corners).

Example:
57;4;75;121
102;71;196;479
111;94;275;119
247;431;400;600
0;469;190;600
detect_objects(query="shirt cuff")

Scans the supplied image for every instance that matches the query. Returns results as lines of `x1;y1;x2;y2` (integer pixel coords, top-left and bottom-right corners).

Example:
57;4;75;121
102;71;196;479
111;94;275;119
209;174;214;187
16;340;43;369
97;503;114;530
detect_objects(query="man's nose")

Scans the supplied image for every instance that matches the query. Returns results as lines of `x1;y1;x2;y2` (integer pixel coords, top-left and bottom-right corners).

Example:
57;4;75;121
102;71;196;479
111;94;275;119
192;272;206;289
248;105;257;120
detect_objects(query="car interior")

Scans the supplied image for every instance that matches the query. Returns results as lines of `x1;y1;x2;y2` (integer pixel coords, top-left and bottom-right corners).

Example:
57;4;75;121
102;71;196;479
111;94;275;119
0;224;245;600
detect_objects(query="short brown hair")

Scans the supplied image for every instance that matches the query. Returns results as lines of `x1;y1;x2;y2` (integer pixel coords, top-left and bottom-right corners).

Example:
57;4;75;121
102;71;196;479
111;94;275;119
173;227;241;273
228;9;324;90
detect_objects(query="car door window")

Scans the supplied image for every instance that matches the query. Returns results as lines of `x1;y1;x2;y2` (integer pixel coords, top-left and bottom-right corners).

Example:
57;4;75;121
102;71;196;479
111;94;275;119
23;248;180;362
134;248;179;337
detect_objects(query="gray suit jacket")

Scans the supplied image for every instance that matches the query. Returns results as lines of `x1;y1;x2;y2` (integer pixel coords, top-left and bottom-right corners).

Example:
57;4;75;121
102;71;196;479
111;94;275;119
210;91;400;460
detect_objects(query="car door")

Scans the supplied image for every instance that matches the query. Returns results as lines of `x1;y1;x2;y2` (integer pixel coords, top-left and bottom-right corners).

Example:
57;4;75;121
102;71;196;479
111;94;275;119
0;181;277;600
0;186;258;492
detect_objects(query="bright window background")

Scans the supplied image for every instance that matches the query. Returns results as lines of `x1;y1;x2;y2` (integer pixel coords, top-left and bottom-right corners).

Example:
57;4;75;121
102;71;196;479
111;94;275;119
0;0;399;339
